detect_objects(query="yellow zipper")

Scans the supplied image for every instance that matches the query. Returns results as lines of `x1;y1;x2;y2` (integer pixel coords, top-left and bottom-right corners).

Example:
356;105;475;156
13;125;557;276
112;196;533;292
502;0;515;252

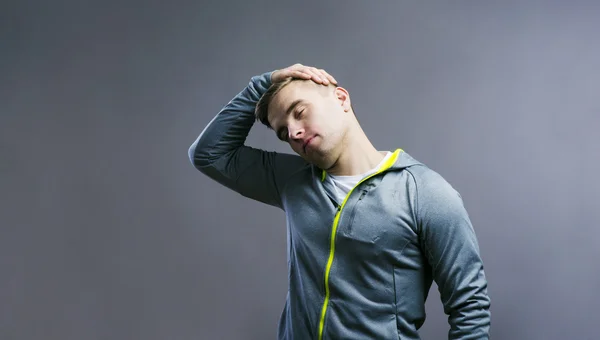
317;149;402;340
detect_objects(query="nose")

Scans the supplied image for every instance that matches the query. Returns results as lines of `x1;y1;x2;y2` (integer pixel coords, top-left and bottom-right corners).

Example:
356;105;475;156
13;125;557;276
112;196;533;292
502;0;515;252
289;125;305;141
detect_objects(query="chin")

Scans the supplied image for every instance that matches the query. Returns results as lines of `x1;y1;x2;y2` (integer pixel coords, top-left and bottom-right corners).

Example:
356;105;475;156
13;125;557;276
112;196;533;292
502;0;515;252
306;150;336;170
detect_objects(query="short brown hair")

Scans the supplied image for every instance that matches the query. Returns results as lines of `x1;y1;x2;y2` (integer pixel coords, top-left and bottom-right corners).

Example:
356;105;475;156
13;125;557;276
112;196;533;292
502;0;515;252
255;77;355;129
255;76;297;129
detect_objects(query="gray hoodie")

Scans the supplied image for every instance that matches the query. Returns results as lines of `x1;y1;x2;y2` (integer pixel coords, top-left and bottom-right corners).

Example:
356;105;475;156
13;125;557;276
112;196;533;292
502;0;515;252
188;71;491;339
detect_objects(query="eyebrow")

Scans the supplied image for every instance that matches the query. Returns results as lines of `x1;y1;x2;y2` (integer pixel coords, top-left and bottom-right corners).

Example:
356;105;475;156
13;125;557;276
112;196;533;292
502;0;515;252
274;99;305;138
285;99;305;116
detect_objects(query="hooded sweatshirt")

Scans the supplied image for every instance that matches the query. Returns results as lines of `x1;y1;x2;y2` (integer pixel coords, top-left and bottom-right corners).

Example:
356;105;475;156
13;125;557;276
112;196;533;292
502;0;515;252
188;71;491;339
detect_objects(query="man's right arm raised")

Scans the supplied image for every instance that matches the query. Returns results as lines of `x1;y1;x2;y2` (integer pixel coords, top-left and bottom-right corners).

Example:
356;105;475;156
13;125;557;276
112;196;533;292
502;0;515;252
187;71;303;209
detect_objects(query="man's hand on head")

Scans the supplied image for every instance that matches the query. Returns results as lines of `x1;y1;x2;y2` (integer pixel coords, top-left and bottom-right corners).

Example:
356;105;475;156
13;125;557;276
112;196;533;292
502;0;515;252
272;63;338;86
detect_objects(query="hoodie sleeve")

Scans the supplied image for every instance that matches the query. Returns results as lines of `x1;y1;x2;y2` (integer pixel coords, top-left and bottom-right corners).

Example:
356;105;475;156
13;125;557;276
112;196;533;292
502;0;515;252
414;168;491;339
188;71;305;209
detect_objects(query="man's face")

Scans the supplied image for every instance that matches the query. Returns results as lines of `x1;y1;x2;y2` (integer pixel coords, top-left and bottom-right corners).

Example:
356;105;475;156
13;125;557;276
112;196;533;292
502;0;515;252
267;80;351;169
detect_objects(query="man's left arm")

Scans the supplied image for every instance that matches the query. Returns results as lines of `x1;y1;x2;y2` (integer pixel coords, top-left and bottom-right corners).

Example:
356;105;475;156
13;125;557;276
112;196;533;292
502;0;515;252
413;169;491;339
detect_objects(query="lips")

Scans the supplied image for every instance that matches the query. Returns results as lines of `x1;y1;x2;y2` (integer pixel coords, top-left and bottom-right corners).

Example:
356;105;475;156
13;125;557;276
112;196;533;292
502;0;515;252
303;136;314;153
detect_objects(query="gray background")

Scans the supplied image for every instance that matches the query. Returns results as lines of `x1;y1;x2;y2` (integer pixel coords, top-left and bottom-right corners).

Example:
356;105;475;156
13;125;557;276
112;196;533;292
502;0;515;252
2;1;599;339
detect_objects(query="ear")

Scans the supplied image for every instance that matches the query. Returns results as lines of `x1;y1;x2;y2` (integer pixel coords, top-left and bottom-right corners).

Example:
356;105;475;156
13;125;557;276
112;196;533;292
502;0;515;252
334;87;351;112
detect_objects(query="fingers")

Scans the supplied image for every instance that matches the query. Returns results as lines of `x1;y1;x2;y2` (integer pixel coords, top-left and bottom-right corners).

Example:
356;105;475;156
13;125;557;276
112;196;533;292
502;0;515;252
287;69;312;80
318;68;338;85
306;67;326;84
289;65;323;84
280;64;338;86
308;67;338;86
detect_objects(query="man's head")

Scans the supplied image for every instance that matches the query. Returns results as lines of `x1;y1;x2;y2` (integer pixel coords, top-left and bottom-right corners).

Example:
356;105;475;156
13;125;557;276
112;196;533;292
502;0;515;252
255;77;357;169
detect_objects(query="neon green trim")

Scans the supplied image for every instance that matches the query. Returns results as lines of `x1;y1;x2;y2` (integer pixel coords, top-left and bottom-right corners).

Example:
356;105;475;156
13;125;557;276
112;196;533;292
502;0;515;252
317;148;402;339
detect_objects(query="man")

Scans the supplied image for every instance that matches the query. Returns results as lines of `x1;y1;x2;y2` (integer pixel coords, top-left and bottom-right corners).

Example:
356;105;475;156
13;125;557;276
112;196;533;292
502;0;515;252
188;63;491;339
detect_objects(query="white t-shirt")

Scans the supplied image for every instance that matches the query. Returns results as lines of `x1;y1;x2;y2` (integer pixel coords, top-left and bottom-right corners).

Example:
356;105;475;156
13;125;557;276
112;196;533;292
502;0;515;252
322;151;392;204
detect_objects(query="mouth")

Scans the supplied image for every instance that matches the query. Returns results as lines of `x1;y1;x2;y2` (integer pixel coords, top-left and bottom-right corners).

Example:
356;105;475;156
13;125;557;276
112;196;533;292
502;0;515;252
303;136;314;153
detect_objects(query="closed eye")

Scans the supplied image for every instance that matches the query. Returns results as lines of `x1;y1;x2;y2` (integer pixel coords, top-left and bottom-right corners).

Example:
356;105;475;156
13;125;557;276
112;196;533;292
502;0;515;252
277;128;288;142
276;108;304;142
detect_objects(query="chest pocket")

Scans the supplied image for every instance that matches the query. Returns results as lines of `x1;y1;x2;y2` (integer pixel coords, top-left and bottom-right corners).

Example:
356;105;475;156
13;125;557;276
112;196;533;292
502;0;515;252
336;183;413;261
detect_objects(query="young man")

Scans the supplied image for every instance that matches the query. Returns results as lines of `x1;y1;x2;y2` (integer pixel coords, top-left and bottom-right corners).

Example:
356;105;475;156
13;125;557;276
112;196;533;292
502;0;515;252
188;64;491;339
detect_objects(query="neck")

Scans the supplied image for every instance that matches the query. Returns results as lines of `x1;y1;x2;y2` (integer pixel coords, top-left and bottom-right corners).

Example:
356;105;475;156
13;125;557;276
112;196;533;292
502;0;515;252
326;127;386;176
